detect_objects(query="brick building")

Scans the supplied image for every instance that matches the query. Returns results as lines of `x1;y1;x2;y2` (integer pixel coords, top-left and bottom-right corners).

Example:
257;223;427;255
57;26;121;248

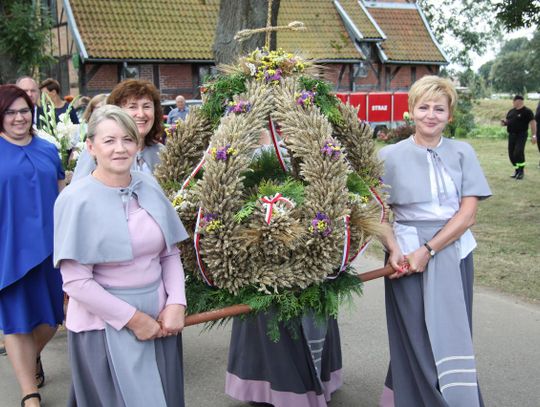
49;0;447;99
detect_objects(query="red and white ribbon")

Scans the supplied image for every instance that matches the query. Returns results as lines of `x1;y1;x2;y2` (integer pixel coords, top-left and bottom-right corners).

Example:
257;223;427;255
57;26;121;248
268;118;288;172
180;146;211;192
261;193;295;224
194;207;214;286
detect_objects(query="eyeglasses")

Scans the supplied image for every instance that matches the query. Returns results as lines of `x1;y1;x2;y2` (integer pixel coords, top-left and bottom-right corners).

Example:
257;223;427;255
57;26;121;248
5;108;32;117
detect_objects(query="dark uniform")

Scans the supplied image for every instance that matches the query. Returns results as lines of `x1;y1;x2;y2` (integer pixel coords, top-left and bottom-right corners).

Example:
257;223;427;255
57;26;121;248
535;101;540;164
505;105;534;178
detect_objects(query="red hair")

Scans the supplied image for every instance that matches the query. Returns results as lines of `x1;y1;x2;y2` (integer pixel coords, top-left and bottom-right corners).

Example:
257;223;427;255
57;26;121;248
0;85;35;135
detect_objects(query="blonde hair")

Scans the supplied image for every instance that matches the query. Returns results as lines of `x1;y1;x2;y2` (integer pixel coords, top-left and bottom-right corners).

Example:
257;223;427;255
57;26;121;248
82;93;108;122
87;104;139;144
408;75;458;117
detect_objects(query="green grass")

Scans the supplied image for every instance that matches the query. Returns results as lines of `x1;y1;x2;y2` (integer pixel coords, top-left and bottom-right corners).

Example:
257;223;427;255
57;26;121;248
368;138;540;303
472;98;538;126
467;138;539;302
472;99;512;126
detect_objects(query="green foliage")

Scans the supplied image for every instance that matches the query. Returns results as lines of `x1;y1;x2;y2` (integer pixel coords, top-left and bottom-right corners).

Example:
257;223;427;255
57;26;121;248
234;177;305;223
298;76;344;126
242;148;287;190
444;88;475;138
419;0;502;67
481;30;540;94
346;172;370;196
466;125;508;139
200;73;248;127
185;271;363;342
494;0;540;30
458;69;490;99
0;1;55;78
491;51;532;94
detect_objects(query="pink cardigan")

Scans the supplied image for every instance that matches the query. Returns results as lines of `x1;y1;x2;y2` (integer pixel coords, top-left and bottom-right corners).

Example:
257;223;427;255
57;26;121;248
61;199;186;332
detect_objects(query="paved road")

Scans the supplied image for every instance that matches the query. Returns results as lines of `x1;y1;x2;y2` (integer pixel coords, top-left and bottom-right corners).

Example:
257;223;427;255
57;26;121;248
1;256;539;406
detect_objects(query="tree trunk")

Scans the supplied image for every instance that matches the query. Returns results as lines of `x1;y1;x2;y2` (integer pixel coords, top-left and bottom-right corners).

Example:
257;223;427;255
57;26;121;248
213;0;280;66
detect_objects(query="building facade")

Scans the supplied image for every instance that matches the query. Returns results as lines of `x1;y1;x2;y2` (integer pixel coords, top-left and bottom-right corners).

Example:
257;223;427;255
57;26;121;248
48;0;447;99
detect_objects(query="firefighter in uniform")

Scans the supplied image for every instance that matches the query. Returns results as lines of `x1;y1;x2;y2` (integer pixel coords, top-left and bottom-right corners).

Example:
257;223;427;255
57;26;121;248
502;95;536;180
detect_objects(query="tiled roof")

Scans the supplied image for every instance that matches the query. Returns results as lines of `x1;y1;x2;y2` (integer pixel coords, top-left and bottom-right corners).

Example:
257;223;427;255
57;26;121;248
68;0;220;60
366;6;447;64
67;0;445;64
336;0;383;40
68;0;361;62
276;0;362;60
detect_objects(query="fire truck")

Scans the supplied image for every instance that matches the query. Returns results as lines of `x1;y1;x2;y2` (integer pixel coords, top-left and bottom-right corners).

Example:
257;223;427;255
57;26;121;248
335;91;410;134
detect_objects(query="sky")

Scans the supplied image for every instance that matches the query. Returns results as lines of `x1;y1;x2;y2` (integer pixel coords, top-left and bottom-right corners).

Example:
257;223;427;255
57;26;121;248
470;26;536;71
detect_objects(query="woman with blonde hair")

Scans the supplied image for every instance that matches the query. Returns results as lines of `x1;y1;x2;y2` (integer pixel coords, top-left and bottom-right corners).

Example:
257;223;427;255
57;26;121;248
55;105;188;406
81;93;108;123
378;75;491;407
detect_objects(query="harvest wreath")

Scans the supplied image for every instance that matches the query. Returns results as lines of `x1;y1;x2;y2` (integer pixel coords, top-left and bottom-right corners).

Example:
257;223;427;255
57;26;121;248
155;49;386;337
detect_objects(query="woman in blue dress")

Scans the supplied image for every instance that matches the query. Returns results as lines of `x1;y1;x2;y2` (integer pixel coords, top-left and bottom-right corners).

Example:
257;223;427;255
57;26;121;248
0;85;65;407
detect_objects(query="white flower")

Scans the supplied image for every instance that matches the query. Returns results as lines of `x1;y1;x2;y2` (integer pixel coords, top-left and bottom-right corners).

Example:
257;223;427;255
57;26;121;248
36;130;61;150
246;63;257;76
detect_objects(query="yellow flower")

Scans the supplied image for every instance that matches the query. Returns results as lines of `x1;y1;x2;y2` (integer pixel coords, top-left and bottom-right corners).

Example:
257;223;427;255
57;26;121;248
172;195;183;207
206;220;223;232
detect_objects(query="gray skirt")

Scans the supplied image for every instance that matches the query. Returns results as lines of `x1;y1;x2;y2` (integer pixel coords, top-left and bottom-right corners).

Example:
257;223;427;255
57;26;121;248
226;311;343;407
67;330;184;407
384;253;484;407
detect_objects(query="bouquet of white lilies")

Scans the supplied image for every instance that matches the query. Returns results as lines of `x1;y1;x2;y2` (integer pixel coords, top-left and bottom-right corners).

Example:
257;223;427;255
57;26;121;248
37;93;85;171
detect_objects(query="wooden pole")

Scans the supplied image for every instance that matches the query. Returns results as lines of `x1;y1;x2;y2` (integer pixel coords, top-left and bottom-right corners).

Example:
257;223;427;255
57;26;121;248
184;264;394;327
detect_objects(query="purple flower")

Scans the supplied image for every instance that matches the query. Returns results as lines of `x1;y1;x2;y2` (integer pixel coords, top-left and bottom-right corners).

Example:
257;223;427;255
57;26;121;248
215;147;228;161
321;140;342;160
309;212;332;237
203;213;218;222
296;90;316;107
264;68;283;83
226;100;251;114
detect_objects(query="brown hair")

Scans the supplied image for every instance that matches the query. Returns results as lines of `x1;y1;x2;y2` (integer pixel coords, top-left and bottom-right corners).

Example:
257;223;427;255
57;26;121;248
106;79;163;146
0;85;35;135
82;93;108;122
39;78;61;94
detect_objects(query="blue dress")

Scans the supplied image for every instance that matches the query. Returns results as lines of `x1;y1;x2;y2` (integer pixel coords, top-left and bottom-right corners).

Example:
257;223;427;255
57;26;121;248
0;136;65;334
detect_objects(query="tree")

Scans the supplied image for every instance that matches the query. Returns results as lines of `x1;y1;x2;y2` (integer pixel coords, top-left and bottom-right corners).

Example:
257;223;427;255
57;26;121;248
419;0;502;67
213;0;280;66
495;0;540;30
0;0;54;83
500;37;530;54
490;51;532;94
478;60;494;85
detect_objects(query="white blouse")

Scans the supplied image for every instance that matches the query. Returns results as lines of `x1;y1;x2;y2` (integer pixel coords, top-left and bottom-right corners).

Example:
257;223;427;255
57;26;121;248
391;137;476;259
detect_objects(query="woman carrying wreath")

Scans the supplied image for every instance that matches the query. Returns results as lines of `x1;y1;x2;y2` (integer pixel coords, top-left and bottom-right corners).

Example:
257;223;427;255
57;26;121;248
54;105;188;406
72;80;165;181
377;76;491;407
225;128;343;407
0;84;65;407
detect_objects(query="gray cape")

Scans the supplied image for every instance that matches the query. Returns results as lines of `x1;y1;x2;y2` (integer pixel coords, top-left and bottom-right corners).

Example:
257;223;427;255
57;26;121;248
54;171;188;267
378;137;491;204
72;143;164;182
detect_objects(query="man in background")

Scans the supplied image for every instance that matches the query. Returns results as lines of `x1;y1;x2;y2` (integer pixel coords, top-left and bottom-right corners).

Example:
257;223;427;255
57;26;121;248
15;76;42;128
167;95;189;125
501;95;536;180
535;98;540;167
39;78;79;124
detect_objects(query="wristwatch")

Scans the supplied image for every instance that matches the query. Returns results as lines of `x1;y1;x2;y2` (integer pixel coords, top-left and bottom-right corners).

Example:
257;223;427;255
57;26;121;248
424;243;436;257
